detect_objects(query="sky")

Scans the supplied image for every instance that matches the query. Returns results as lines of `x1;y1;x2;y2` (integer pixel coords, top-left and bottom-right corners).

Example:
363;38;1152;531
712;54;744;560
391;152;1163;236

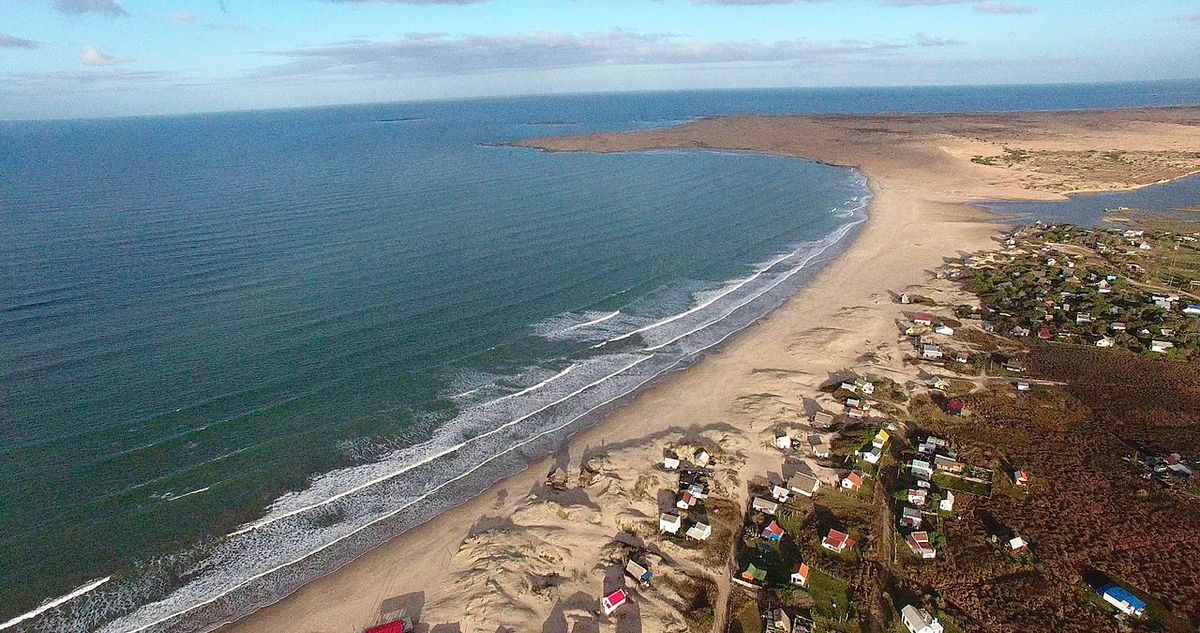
0;0;1198;119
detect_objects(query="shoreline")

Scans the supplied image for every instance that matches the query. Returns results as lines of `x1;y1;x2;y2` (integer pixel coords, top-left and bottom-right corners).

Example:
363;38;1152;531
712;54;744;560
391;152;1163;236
210;107;1199;632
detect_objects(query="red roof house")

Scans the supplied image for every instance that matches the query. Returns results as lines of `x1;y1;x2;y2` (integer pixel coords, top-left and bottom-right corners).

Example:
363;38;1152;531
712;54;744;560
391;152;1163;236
761;520;785;541
821;529;856;552
602;589;628;615
365;621;406;633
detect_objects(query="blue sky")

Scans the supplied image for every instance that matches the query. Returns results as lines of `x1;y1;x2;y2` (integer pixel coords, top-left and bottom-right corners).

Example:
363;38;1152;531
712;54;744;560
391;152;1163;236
0;0;1197;119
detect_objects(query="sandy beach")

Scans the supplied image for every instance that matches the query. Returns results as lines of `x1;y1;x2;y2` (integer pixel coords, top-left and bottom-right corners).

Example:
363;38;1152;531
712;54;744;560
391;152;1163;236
223;107;1200;633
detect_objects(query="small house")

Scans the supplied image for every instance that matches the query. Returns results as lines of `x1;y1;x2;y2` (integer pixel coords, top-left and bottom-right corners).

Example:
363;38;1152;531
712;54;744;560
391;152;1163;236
771;485;791;503
821;528;856;553
847;407;866;420
686;522;711;541
1099;583;1147;617
900;605;945;633
921;343;943;360
905;531;936;559
790;562;810;587
752;497;779;516
811;442;831;458
602;588;628;616
934;324;955;336
872;429;890;449
659;512;682;534
625;559;652;585
841;471;864;491
914;315;934;327
813;411;834;428
676;490;697;510
761;520;785;541
695;449;711;467
946;398;965;416
907;488;927;506
775;431;792;450
1013;470;1030;486
1095;337;1115;348
1008;536;1029;554
862;445;883;464
1184;304;1200;316
910;459;934;480
1150;340;1174;353
934;454;963;473
740;563;767;586
663;451;681;470
788;473;821;497
900;506;923;529
1110;321;1127;332
940;490;955;513
1016;380;1031;391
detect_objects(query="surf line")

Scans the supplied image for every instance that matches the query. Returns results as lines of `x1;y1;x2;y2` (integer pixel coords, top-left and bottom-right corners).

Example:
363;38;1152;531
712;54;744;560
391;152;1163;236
561;310;620;333
644;216;867;353
595;247;802;348
121;354;655;633
231;358;620;536
484;363;577;407
0;577;113;630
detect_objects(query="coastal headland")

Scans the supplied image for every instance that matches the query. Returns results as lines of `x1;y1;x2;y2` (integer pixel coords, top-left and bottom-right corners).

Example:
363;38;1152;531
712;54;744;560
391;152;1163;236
224;107;1200;632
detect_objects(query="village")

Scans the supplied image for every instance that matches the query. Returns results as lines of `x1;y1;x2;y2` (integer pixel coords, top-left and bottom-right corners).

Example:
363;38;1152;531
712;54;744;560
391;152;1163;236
601;219;1199;632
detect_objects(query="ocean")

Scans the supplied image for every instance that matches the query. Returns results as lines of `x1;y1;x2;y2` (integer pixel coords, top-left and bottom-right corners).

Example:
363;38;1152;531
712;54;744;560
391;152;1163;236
2;80;1199;633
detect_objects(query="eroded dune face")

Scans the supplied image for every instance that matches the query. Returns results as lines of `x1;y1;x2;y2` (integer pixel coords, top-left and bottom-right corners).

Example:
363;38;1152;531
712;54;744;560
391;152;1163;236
424;430;754;632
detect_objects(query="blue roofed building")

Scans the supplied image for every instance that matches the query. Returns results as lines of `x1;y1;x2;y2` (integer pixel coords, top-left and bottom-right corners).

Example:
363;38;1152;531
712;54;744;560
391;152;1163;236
1099;583;1147;617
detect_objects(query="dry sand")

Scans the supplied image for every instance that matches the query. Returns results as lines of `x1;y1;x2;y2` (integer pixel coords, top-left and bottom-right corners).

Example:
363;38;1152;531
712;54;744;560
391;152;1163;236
223;107;1200;633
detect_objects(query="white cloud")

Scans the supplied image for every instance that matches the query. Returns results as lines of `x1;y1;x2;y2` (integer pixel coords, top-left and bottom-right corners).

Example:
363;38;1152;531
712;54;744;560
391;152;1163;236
80;45;126;67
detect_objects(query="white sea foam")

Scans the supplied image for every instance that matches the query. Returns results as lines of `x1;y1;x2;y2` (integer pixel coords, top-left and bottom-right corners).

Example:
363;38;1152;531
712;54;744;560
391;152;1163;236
0;577;112;631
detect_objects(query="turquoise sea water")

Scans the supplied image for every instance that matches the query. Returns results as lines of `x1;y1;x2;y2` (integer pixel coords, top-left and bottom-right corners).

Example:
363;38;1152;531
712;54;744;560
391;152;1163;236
2;81;1199;632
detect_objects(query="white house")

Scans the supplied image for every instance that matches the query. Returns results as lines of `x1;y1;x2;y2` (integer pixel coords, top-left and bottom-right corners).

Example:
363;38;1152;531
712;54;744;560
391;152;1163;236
1184;304;1200;316
790;562;810;587
1100;584;1147;617
910;459;934;480
940;490;955;512
775;431;792;450
659;513;682;534
900;605;944;633
921;343;943;360
752;497;779;515
685;522;712;541
771;485;791;503
1150;340;1174;353
934;324;955;336
663;452;681;470
862;445;883;464
695;449;711;467
811;442;832;458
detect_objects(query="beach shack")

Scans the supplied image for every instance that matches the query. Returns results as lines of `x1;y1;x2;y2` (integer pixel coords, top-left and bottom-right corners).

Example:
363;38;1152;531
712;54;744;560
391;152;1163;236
761;520;785;541
753;497;780;515
900;605;945;633
910;459;933;480
841;471;864;491
862;445;883;464
775;430;792;450
1099;583;1147;617
685;522;712;541
905;531;936;559
625;560;652;585
813;411;834;428
365;621;407;633
771;484;791;503
602;589;628;616
900;506;923;529
663;451;681;470
659;512;682;534
790;562;810;587
740;563;767;586
821;528;856;553
788;473;821;497
940;490;955;512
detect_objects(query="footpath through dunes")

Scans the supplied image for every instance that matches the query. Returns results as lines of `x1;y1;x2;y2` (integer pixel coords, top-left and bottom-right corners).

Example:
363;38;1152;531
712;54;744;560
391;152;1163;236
220;107;1200;633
